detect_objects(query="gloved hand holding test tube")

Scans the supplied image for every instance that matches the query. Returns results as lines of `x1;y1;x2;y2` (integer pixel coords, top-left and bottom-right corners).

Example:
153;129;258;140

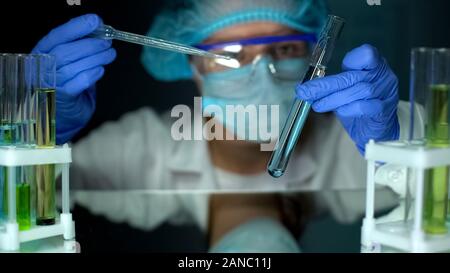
267;15;345;178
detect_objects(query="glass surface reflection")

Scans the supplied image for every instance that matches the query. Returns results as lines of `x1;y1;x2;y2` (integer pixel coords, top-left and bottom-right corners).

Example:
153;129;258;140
45;188;399;253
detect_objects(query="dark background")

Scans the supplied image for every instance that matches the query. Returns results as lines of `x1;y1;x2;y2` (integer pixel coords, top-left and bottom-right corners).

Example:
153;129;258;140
1;0;448;252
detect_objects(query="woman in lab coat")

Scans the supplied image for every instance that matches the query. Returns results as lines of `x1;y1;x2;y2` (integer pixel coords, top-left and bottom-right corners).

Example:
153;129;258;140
32;0;411;251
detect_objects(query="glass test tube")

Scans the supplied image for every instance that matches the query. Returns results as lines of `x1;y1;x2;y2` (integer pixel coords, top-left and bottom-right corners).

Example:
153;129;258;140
411;48;450;234
36;54;55;148
407;49;429;223
35;54;56;226
0;54;18;145
1;54;19;227
267;15;345;178
0;54;37;229
17;55;36;230
424;49;450;234
16;167;31;230
19;54;36;147
0;54;5;221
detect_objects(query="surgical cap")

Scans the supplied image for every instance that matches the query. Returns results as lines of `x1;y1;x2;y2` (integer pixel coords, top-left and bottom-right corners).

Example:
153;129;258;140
141;0;328;81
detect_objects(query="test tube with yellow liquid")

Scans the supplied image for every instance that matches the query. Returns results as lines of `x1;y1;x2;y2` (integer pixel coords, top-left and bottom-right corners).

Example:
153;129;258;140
35;54;56;226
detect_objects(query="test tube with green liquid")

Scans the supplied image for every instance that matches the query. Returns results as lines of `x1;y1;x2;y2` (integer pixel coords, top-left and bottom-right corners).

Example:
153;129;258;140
421;48;450;234
0;54;38;230
16;168;31;230
424;84;450;234
2;168;32;230
0;55;28;229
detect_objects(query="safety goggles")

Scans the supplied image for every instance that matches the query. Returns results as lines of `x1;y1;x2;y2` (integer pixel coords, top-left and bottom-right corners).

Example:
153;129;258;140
192;34;316;79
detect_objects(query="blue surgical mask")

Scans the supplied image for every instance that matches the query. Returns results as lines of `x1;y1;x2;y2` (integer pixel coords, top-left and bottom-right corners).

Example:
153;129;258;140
199;56;309;142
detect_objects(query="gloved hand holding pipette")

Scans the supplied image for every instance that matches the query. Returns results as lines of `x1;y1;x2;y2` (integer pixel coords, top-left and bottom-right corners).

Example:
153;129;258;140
296;44;400;155
32;14;117;144
31;13;230;145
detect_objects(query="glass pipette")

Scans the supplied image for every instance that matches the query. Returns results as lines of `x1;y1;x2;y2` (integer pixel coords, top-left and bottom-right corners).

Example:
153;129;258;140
267;15;345;178
90;25;231;60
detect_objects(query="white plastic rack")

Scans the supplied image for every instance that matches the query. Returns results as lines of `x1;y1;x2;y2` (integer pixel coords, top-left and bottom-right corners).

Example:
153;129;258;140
0;144;77;253
362;140;450;253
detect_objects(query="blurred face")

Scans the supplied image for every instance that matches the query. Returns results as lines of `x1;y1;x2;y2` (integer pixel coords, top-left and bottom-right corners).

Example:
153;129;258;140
191;22;312;144
192;22;309;76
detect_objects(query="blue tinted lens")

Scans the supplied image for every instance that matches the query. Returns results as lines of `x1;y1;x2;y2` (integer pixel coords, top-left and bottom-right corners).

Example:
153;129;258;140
195;34;317;51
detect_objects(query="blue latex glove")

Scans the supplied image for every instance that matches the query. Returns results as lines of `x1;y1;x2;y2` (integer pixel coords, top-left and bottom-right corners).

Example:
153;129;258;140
32;14;116;144
296;44;399;154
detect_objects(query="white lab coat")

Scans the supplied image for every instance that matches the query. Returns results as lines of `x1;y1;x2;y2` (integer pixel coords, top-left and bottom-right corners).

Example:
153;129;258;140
69;101;412;231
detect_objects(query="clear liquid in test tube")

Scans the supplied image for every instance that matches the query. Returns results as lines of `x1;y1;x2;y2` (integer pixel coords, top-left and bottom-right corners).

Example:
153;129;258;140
267;15;345;178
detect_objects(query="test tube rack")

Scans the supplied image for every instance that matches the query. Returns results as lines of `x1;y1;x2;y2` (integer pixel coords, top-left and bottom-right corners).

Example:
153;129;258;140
0;144;77;253
361;140;450;253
